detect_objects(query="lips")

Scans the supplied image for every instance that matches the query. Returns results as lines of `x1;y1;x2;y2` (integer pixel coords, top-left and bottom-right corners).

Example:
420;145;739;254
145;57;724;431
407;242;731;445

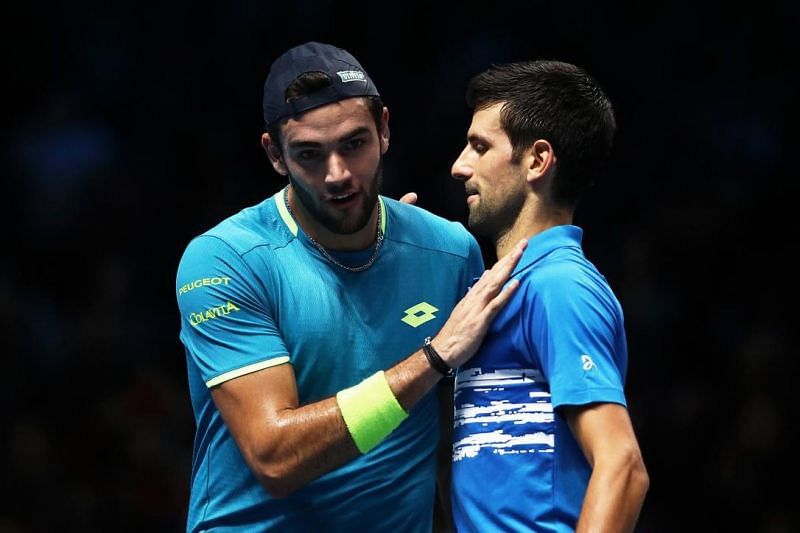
327;191;359;207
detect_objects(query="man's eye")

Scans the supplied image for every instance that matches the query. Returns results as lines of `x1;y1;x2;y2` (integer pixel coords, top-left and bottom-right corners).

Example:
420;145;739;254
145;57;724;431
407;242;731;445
344;139;366;152
474;144;488;155
297;150;320;161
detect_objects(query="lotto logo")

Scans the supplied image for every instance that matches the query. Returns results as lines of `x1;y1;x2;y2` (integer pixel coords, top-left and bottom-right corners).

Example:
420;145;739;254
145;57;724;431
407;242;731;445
401;302;439;328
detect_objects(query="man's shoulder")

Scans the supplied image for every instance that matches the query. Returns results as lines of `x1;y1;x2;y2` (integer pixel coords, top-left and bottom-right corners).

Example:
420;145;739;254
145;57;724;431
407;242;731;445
522;248;616;307
382;196;476;259
186;194;292;258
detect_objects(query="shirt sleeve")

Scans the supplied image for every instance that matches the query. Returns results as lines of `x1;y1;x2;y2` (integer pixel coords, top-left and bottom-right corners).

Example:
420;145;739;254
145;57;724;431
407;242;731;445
522;270;627;409
176;235;289;388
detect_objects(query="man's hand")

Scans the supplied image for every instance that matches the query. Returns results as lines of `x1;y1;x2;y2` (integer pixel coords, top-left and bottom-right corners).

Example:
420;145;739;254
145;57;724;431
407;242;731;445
432;238;527;369
399;192;418;205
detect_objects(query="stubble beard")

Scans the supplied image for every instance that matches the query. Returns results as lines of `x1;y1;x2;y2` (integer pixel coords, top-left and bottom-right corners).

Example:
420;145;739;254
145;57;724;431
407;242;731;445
467;183;527;243
288;158;383;236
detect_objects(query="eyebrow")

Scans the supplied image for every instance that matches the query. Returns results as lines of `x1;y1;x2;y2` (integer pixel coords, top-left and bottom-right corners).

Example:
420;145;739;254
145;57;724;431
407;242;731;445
288;127;372;149
467;133;491;146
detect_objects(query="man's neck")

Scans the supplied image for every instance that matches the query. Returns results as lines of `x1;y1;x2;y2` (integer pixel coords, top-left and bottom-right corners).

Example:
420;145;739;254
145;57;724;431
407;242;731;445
495;201;573;259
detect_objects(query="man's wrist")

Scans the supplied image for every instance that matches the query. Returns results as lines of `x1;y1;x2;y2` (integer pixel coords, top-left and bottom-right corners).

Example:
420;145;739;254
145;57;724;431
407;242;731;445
337;371;408;454
423;337;455;377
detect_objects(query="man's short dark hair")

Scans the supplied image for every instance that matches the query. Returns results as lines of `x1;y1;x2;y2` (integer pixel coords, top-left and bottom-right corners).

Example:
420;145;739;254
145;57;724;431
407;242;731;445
267;72;384;151
466;60;616;206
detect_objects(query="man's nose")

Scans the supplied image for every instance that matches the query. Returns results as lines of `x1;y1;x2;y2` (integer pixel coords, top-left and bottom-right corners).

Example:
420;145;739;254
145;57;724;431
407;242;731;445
451;146;472;181
325;153;352;185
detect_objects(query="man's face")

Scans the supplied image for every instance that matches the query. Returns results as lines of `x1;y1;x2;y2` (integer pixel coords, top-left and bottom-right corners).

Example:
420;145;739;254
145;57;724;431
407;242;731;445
277;98;388;236
451;102;528;239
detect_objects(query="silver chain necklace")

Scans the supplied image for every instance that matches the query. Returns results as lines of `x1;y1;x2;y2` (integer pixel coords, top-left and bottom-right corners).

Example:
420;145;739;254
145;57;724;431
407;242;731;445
283;186;384;273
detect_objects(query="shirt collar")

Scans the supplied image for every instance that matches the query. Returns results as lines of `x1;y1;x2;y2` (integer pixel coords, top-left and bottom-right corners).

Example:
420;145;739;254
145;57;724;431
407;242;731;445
512;225;583;276
273;187;388;238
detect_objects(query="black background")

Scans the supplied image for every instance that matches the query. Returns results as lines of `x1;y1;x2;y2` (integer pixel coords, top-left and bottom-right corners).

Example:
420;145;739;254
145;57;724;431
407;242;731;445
4;2;796;531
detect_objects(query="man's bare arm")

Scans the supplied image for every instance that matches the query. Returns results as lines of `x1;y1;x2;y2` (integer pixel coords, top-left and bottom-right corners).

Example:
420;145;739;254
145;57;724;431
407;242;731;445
566;403;650;532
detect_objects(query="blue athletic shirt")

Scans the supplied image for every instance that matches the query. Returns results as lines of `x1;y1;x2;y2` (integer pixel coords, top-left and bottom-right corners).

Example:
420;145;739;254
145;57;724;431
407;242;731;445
176;188;484;532
451;225;628;532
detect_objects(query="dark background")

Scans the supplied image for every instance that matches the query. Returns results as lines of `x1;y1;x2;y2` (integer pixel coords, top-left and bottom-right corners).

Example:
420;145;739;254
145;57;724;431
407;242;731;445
4;2;796;531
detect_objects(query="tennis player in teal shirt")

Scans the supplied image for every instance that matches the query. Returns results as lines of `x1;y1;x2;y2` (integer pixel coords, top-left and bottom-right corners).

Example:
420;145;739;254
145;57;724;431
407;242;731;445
176;41;526;532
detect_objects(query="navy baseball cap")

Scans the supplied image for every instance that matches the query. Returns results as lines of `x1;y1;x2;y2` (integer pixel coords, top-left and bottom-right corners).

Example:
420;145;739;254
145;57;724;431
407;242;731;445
263;41;380;125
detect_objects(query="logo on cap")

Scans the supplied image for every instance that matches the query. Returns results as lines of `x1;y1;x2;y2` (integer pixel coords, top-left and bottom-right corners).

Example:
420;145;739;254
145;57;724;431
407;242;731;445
337;70;367;83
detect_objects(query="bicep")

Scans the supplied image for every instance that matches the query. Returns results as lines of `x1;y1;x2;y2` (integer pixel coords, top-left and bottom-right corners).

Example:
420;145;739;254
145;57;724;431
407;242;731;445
565;402;649;530
563;403;639;466
211;362;299;460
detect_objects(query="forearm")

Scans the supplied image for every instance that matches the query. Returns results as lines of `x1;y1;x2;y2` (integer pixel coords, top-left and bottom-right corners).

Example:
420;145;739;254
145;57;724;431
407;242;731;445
246;396;358;498
385;348;442;409
238;349;442;498
575;451;649;532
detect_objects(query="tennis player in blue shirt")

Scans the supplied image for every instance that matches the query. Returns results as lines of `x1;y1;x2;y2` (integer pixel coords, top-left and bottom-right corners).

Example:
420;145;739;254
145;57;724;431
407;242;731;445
449;60;650;532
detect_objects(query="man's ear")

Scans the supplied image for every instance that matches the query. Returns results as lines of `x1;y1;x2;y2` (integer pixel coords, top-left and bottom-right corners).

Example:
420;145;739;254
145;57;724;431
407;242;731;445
379;106;390;154
261;132;288;176
525;139;556;184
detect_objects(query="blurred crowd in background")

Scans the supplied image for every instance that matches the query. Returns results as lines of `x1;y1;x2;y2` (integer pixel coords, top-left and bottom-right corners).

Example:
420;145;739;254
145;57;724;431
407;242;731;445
4;2;795;531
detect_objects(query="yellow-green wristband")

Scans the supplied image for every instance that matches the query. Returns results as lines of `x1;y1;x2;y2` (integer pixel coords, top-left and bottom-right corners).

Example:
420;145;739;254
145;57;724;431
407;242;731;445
336;371;408;454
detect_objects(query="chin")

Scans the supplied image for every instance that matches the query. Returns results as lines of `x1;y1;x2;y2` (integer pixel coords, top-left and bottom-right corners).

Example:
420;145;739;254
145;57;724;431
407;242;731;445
331;207;372;235
467;214;495;239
